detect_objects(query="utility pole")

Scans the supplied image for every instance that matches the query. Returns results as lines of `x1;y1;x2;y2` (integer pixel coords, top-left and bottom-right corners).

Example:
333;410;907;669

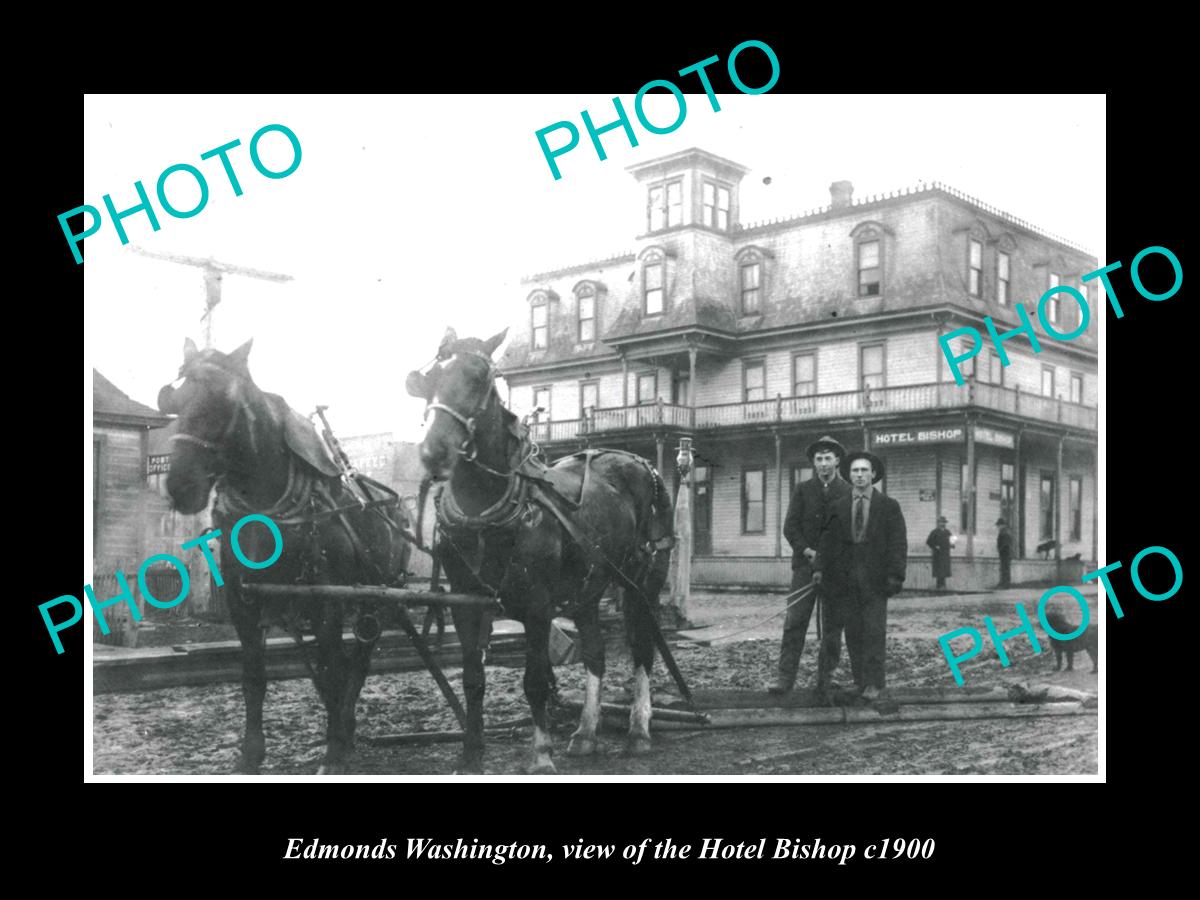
131;247;292;348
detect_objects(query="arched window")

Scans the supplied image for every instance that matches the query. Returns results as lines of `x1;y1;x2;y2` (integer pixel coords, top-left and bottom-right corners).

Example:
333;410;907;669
734;246;773;316
640;248;667;316
527;289;555;349
849;221;892;298
573;281;603;343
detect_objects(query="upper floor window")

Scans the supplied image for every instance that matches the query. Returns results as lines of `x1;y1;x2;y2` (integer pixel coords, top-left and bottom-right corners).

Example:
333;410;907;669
1041;365;1055;398
530;293;549;349
703;181;730;230
744;359;765;402
858;240;881;296
741;262;761;315
648;179;683;231
1070;372;1083;404
637;371;657;405
968;238;983;298
860;343;885;391
575;285;597;342
997;251;1011;305
989;351;1004;387
533;386;551;419
579;381;599;418
793;352;816;396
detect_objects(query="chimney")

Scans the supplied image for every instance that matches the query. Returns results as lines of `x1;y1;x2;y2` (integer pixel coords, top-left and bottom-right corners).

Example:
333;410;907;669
830;180;854;210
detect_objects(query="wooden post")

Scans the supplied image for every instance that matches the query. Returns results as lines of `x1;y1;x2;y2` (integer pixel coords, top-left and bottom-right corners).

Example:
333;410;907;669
621;354;629;408
669;438;694;625
774;431;783;558
656;435;664;478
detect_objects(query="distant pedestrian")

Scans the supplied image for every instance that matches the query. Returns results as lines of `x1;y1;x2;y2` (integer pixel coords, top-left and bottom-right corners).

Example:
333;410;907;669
996;518;1014;587
926;516;952;590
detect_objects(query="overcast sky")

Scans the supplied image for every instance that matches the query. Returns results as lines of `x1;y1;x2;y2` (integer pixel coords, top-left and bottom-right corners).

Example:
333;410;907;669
84;94;1105;442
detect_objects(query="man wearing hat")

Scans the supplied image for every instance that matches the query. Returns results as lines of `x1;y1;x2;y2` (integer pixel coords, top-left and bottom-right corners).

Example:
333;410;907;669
996;518;1014;588
813;450;908;701
926;516;953;590
770;435;851;694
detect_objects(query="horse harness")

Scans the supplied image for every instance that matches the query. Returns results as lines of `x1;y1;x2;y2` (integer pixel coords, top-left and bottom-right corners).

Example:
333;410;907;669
425;350;679;669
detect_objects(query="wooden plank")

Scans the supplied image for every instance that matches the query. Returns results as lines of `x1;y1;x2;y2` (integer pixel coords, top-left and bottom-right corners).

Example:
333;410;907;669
242;584;500;609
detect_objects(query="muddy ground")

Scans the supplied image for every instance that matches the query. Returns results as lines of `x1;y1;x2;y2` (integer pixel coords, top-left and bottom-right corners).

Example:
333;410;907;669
93;588;1099;776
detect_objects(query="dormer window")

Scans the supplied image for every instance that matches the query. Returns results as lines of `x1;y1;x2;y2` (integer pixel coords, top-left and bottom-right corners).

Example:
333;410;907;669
648;179;683;231
703;180;730;230
530;291;549;349
850;221;891;299
576;285;596;342
644;254;664;316
968;238;983;298
741;261;761;314
858;240;880;296
997;250;1011;305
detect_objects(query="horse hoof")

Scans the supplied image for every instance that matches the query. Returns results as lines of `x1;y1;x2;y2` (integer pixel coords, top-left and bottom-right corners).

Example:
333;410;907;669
527;760;558;775
566;734;598;757
627;736;652;756
233;756;262;775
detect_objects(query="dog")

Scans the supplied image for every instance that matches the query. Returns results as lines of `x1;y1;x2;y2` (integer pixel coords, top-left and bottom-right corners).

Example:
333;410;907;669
1043;610;1098;673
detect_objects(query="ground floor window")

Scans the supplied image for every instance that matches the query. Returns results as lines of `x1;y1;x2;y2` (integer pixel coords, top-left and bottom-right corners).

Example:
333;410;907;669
742;468;766;534
1039;471;1056;541
960;459;976;533
1069;475;1082;541
1000;461;1016;527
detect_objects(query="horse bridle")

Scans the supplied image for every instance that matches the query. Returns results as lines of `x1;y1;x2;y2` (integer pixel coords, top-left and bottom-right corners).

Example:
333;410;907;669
424;350;500;465
168;368;257;461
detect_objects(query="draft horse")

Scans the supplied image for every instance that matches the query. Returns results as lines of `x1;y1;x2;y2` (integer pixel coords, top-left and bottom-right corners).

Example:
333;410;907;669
158;338;411;774
406;328;674;774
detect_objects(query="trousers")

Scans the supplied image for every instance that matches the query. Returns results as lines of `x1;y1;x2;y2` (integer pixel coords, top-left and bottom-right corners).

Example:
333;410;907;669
819;546;889;690
777;567;819;680
999;554;1012;587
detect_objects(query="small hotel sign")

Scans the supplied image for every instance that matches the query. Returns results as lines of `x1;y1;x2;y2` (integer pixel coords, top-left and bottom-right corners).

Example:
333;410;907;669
871;427;963;447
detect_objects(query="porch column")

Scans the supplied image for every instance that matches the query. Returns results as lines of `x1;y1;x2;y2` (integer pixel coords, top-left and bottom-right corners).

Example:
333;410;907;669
965;415;976;560
1014;428;1023;559
1055;433;1064;563
656;435;664;478
621;354;629;408
774;431;783;558
688;346;698;429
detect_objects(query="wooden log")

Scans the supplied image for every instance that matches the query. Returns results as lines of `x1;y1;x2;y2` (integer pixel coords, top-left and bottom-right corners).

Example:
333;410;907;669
242;584;500;609
677;686;1012;710
598;701;1095;731
366;719;534;746
560;698;709;725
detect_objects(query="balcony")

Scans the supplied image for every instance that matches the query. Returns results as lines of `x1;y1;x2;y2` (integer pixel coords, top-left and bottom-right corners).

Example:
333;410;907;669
528;381;1097;444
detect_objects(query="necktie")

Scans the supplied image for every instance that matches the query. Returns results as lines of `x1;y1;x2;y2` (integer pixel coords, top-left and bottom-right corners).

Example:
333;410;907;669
854;496;865;541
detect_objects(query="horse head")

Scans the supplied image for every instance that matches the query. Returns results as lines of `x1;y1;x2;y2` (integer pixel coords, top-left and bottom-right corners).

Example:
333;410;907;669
157;336;258;514
406;327;508;481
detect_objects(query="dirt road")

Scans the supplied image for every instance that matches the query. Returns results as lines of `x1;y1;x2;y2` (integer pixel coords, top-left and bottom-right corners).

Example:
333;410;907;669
92;587;1099;776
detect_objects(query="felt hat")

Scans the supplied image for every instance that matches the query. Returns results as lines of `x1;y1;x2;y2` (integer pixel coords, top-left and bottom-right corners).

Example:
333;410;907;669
844;450;884;483
805;435;847;461
937;516;949;525
995;518;1008;526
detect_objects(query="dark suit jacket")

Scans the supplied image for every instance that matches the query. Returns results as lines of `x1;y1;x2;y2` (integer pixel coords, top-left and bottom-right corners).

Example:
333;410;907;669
783;475;850;571
815;488;908;597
